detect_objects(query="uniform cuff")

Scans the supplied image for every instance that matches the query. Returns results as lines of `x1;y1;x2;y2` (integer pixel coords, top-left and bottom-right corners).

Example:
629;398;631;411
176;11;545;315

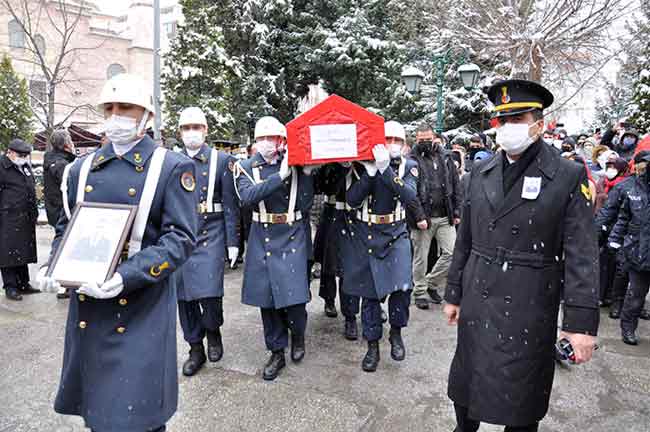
444;284;462;305
562;305;599;336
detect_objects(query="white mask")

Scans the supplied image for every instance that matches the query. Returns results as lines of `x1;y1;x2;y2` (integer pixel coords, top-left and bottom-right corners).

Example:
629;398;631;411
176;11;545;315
552;139;563;150
256;139;279;163
182;130;204;150
605;167;618;180
496;123;536;156
389;144;402;159
13;156;29;167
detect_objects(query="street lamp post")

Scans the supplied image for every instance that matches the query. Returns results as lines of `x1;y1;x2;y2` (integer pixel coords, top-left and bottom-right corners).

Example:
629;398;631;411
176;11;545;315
401;48;481;134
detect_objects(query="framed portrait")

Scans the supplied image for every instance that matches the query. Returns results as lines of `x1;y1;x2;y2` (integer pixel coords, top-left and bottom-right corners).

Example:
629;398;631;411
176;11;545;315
47;202;137;288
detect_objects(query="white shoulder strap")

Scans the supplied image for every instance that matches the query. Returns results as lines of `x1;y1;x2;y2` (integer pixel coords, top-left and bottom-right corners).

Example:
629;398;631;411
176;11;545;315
75;155;94;204
128;147;167;257
61;161;75;220
346;165;369;213
394;157;407;217
252;166;267;218
286;167;298;222
206;149;219;212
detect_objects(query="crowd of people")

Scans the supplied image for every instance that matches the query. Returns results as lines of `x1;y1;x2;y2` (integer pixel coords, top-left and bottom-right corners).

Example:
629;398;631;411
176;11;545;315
0;72;647;432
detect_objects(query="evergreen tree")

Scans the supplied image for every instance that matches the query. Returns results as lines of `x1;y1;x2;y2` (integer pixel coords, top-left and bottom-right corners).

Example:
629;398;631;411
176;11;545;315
0;55;33;151
630;67;650;133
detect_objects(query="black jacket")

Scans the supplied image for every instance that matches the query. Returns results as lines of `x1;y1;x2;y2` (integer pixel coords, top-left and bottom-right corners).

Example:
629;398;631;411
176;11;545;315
0;155;38;267
594;176;634;243
406;145;461;228
43;149;75;226
609;175;650;271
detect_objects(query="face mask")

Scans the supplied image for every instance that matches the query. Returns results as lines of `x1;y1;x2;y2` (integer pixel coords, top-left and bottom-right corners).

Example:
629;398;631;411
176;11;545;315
621;136;636;150
256;139;279;163
552;139;563;150
389;144;402;158
583;145;594;160
468;147;482;160
415;140;433;155
562;145;573;153
13;156;29;166
104;114;141;146
182;130;204;150
605;167;619;180
496;122;536;155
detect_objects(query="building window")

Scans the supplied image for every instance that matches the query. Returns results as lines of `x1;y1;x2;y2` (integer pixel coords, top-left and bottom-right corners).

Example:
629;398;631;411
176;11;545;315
164;21;177;39
8;20;25;48
33;34;46;56
106;63;126;79
29;80;47;108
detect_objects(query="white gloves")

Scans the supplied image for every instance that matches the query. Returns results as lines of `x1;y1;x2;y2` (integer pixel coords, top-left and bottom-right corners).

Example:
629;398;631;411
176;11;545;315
37;266;61;293
373;144;391;174
302;164;323;176
279;155;291;180
361;161;378;177
77;273;124;299
609;242;621;250
228;247;239;268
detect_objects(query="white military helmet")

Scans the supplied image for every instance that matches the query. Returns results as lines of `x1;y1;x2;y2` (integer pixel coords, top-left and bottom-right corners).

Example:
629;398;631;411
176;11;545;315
98;73;155;114
179;107;208;127
254;116;284;139
385;120;406;141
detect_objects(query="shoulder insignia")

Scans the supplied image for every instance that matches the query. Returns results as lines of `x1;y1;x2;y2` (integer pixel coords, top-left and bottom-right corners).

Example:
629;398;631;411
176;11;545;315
410;167;419;178
181;172;196;192
134;153;142;163
580;183;591;201
394;177;405;187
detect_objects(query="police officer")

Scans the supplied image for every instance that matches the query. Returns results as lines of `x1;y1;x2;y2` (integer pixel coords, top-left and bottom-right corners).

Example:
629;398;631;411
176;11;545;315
234;116;314;381
609;150;650;345
175;107;240;376
37;73;198;432
0;138;39;301
444;80;599;431
341;134;419;372
313;162;361;339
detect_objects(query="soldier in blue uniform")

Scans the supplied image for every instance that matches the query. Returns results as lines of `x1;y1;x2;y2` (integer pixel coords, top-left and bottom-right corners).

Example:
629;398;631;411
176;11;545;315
313;163;361;340
174;107;240;376
341;133;419;372
234;116;315;381
37;73;197;432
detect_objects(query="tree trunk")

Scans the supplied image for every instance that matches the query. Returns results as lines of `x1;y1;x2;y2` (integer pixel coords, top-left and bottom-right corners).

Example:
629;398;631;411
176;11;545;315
47;83;56;148
529;43;544;83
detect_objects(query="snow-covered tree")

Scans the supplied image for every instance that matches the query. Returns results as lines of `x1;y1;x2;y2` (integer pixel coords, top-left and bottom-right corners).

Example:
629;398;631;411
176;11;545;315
0;55;33;151
629;67;650;133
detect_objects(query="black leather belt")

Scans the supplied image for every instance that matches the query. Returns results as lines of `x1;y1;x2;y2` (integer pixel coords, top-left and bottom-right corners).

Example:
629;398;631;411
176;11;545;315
429;208;447;218
471;243;558;269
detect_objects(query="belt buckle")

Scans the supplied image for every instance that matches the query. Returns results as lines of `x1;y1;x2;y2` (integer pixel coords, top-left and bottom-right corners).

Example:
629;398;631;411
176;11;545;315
378;215;387;224
272;214;287;224
198;202;207;214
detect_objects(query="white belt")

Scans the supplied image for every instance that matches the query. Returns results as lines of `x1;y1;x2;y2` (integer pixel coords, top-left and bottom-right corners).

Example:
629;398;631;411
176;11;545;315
252;211;303;224
356;209;406;224
199;202;223;214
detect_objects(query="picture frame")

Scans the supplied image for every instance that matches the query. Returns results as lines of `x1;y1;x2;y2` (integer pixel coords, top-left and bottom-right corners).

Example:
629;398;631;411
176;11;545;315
47;202;138;288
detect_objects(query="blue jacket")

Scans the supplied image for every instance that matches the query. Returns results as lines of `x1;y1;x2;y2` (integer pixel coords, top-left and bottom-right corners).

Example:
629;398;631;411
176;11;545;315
235;153;314;309
50;136;197;432
341;158;419;299
176;145;240;300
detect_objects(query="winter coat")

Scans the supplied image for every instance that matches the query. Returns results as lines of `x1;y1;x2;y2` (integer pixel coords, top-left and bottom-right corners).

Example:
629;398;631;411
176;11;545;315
406;146;461;228
609;175;650;272
43;149;76;226
595;176;634;242
235;153;314;309
341;158;419;299
445;140;599;427
175;145;240;301
0;155;38;268
51;136;198;432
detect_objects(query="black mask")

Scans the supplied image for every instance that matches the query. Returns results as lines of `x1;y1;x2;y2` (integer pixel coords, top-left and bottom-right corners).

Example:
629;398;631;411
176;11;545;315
468;147;481;160
562;145;573;153
415;140;433;156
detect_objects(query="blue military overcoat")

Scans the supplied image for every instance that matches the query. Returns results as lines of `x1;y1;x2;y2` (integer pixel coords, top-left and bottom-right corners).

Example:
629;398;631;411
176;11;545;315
176;145;240;300
51;136;198;432
235;152;314;309
341;158;419;299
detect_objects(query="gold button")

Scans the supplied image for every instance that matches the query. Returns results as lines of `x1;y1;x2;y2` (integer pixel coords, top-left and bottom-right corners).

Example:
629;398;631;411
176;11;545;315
264;224;269;229
128;188;137;197
85;185;93;193
291;248;296;253
203;171;208;176
78;294;86;302
119;298;127;306
266;251;271;257
368;209;373;214
135;165;144;173
368;249;373;254
202;186;208;191
368;235;372;240
265;238;270;243
116;326;126;334
203;241;208;247
79;321;87;329
203;230;208;235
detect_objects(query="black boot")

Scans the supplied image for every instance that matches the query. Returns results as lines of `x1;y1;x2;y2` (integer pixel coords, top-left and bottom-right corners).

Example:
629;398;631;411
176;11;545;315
622;329;638;346
640;309;650;321
415;297;429;310
389;327;405;361
206;329;223;362
182;343;206;376
362;340;380;372
5;288;22;301
263;350;286;381
427;288;443;304
344;318;358;341
291;333;305;363
20;284;40;295
324;300;338;318
609;301;623;319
